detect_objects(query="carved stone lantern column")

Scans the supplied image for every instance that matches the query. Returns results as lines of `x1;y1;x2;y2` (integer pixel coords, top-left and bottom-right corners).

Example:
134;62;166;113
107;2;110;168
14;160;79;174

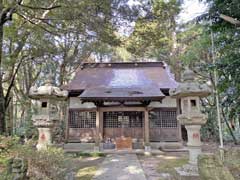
170;68;211;165
29;76;68;150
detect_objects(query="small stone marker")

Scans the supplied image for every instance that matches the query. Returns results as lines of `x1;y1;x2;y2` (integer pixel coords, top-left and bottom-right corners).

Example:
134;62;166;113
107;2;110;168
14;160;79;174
8;157;28;180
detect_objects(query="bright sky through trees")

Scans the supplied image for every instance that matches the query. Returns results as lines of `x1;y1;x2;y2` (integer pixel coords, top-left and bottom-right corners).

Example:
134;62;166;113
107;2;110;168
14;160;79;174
119;0;208;36
178;0;208;23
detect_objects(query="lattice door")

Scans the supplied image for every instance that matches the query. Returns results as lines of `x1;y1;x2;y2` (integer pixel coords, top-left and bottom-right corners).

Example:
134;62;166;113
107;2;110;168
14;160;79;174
68;109;96;142
103;111;144;140
149;108;179;142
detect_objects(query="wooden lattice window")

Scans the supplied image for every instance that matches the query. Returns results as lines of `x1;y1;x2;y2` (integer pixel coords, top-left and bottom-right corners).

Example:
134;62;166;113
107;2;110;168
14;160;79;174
103;111;143;128
149;109;177;128
69;110;96;128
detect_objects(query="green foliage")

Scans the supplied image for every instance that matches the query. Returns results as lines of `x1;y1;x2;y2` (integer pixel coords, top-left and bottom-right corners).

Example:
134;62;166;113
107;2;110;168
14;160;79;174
0;136;20;176
0;135;20;154
1;0;151;134
126;0;180;59
14;110;37;139
177;0;240;142
207;0;240;142
178;25;212;66
0;135;105;180
0;141;71;180
201;107;219;141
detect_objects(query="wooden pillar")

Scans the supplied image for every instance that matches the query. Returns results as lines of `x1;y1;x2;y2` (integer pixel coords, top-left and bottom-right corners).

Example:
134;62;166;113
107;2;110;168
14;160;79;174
144;108;150;145
95;108;100;150
65;100;70;142
99;110;103;141
177;98;183;142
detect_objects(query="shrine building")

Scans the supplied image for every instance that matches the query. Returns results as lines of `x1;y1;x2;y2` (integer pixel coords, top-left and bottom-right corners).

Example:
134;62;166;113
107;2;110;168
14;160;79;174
64;62;182;149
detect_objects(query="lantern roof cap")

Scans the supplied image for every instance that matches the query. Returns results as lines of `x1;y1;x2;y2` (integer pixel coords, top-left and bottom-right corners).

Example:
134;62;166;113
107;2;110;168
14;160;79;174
29;74;68;100
170;68;211;98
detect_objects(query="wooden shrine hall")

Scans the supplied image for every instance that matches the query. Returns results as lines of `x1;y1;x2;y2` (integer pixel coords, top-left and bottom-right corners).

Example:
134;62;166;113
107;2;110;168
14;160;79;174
64;62;182;150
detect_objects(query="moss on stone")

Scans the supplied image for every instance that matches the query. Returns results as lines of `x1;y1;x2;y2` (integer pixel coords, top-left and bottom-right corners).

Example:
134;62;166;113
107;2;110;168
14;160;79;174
75;166;97;180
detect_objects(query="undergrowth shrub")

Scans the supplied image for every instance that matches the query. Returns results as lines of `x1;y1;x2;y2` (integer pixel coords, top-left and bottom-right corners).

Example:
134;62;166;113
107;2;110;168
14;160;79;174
0;136;20;168
0;136;70;180
17;146;70;180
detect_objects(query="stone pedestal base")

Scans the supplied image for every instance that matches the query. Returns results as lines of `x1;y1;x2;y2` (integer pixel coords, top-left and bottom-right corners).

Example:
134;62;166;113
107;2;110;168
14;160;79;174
144;145;151;151
37;127;52;150
175;164;200;180
188;146;202;165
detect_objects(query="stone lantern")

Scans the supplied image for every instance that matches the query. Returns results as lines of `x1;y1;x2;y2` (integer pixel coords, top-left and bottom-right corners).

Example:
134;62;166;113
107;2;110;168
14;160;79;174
29;76;68;150
170;68;211;165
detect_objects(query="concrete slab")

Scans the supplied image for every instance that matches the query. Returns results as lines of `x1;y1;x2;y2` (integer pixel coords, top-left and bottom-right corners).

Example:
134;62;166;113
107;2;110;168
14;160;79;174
93;154;147;180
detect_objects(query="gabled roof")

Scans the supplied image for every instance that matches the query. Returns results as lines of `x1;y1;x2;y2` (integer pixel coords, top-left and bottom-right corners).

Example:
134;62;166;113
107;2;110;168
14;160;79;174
65;62;178;101
79;87;165;101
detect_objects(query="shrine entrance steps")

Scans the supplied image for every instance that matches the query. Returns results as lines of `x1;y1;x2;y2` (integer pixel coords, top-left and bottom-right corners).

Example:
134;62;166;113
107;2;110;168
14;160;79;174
63;142;184;153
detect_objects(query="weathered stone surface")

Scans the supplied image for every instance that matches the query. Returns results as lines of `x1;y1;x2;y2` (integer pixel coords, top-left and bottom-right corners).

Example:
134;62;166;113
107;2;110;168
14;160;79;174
175;164;200;180
169;68;211;98
29;75;68;100
198;154;235;180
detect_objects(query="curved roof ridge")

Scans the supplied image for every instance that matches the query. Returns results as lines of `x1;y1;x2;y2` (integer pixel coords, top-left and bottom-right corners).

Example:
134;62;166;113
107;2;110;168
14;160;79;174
79;61;165;69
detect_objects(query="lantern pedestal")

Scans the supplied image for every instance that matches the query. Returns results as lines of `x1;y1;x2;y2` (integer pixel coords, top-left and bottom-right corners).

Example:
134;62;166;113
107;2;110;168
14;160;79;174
33;115;55;150
36;127;52;150
185;125;202;165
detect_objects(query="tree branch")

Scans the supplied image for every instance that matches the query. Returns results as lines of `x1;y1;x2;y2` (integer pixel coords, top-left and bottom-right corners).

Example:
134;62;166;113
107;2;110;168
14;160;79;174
16;12;60;36
5;55;26;109
0;7;16;26
19;4;61;11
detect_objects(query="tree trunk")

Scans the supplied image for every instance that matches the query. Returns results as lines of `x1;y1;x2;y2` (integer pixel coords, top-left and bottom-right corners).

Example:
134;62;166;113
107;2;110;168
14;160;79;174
6;93;13;135
0;0;6;134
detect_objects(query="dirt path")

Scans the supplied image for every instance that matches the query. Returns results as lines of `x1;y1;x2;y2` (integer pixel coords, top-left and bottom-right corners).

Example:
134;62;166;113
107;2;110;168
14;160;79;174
93;154;147;180
138;152;188;180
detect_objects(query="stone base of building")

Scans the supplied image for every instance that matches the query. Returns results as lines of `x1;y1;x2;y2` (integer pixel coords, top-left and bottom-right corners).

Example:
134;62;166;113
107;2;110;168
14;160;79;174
150;142;183;150
94;146;100;152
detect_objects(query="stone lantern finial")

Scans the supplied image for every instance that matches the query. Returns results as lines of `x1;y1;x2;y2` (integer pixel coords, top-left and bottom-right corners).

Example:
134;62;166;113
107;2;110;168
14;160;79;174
44;73;54;86
182;67;195;82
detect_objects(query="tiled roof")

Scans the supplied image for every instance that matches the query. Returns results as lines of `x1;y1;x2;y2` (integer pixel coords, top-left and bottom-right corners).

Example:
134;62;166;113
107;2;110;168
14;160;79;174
65;62;178;100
